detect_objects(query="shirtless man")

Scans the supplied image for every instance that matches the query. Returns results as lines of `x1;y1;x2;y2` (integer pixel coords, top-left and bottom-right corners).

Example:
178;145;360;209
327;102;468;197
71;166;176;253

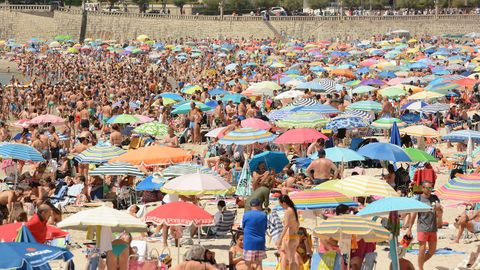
238;98;247;120
0;187;25;224
213;100;225;127
225;100;236;123
305;149;338;185
110;124;123;147
79;105;90;132
72;137;90;177
306;138;325;157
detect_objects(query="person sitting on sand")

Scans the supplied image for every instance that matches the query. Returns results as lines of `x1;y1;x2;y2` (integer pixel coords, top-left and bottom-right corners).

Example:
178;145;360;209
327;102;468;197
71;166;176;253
170;245;218;270
453;209;480;243
229;232;247;270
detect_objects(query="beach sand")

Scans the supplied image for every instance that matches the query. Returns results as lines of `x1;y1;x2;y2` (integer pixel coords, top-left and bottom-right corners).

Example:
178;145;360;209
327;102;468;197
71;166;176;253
58;141;477;270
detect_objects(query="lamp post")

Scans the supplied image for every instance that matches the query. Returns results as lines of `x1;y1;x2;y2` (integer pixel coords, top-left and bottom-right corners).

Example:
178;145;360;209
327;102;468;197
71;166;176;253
79;0;87;43
219;0;224;19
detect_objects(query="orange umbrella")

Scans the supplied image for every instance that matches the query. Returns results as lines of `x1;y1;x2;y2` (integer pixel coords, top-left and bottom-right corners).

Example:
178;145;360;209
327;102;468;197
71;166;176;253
110;146;192;165
331;69;355;78
449;78;478;87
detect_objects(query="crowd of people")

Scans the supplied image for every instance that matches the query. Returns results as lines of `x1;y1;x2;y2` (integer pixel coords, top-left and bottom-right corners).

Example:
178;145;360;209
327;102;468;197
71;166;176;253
0;32;479;270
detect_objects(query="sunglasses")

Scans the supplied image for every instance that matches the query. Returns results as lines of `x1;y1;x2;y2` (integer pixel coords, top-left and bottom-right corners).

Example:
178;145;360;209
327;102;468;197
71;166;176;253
422;186;433;190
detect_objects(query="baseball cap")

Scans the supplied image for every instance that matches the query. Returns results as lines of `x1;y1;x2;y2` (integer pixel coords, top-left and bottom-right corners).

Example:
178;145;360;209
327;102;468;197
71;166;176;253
250;198;261;207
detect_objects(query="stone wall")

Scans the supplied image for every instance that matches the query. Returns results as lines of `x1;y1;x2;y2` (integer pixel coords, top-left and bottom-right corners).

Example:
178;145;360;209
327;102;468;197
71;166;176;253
1;9;480;42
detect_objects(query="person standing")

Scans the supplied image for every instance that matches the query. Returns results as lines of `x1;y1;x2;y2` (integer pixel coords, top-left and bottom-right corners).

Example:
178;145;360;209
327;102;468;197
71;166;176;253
277;195;300;270
242;198;268;270
406;181;442;270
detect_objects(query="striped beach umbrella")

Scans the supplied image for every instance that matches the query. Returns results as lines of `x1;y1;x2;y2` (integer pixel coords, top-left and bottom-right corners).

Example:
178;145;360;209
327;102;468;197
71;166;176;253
296;104;340;114
277;112;329;129
133;121;168;137
346;100;382;112
89;162;145;177
290;98;319;107
316;175;398;197
287;190;358;210
443;129;480;142
371;117;406;129
266;107;296;121
0;143;45;162
326;115;368;131
420;102;450;114
407;91;444;100
436;174;480;202
75;145;126;164
162;163;217;178
219;128;276;145
313;215;390;242
341;110;374;121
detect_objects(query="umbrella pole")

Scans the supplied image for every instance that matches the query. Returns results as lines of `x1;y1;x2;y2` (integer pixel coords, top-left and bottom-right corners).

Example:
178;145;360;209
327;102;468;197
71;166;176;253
14;160;18;190
390;210;400;270
198;226;201;244
177;245;180;264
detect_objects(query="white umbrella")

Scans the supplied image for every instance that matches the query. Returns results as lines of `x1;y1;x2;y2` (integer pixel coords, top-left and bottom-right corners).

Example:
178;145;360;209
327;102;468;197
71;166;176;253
161;173;233;195
274;90;305;100
205;127;227;138
57;205;146;232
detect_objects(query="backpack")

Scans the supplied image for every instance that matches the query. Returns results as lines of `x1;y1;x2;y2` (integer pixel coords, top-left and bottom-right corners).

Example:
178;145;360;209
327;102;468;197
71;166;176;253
394;166;410;192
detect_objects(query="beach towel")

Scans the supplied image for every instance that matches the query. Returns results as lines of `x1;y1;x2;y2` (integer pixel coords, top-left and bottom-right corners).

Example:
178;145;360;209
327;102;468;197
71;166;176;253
407;248;465;255
310;251;342;270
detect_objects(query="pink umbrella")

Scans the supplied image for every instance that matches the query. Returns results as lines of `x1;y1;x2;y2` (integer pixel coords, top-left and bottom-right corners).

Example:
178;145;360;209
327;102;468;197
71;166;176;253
28;114;64;125
133;115;154;124
12;119;30;128
241;118;271;130
274;128;328;144
387;78;404;85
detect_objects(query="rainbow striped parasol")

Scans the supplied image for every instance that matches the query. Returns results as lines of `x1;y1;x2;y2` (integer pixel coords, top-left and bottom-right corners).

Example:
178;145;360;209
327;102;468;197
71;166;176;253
219;128;276;145
436;174;480;202
288;190;358;210
313;215;390;242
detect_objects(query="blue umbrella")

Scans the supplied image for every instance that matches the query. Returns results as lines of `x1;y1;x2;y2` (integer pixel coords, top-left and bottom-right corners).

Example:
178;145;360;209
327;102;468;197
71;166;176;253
0;242;73;270
401;101;427;111
135;173;166;191
15;225;38;243
205;100;218;108
220;93;245;104
390;121;401;146
400;113;421;124
357;197;431;217
158;92;184;101
443;129;480;142
310;147;365;162
357;142;411;162
296;104;340;114
208;88;228;96
0;143;45;162
249;151;289;174
326;115;368;131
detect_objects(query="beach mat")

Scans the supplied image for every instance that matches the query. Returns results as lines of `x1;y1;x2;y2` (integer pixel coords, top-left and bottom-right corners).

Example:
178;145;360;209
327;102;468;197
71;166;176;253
407;248;465;255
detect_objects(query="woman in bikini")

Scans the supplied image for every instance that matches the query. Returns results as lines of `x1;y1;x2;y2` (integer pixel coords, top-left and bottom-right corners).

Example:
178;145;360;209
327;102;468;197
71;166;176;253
277;195;300;270
229;233;248;270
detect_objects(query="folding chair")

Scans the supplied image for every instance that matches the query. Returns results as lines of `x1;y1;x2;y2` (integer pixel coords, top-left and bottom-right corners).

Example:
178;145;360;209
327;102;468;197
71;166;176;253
361;252;377;270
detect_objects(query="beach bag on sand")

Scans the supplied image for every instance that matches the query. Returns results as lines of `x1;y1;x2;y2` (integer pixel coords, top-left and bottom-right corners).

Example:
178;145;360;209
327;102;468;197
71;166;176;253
128;249;161;270
159;247;172;269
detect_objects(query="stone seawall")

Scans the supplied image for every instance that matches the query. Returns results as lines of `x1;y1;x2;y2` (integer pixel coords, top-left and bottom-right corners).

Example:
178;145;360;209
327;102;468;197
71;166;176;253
1;9;480;42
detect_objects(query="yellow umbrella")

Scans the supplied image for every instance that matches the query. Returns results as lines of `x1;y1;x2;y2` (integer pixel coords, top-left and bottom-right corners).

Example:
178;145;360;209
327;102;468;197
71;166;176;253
401;84;424;93
316;176;398;197
400;125;440;137
407;91;444;100
136;34;149;42
313;215;390;242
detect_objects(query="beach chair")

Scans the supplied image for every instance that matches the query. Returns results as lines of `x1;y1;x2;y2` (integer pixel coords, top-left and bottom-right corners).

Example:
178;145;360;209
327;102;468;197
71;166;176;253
360;252;377;270
48;185;68;204
310;251;343;270
124;136;143;150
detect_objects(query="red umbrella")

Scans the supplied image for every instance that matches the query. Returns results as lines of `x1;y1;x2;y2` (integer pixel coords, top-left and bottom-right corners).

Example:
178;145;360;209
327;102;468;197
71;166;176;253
241;118;271;130
144;202;214;226
274;128;328;144
0;222;69;242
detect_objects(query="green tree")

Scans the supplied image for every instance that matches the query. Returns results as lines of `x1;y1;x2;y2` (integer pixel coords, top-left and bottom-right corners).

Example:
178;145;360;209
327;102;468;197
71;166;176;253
202;0;220;14
252;0;279;9
174;0;187;14
132;0;148;12
308;0;330;9
281;0;303;11
227;0;253;13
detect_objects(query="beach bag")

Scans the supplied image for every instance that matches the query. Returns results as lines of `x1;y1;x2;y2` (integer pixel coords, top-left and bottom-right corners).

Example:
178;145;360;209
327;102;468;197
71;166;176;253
159;247;172;269
128;249;161;270
275;259;309;270
310;251;342;270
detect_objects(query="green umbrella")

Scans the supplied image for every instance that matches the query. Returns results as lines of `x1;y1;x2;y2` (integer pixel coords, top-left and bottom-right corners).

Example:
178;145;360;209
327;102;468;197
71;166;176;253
107;114;140;124
404;148;437;162
133;121;168;137
371;117;406;129
378;87;407;98
352;85;376;94
347;100;382;112
276;112;329;129
171;102;212;115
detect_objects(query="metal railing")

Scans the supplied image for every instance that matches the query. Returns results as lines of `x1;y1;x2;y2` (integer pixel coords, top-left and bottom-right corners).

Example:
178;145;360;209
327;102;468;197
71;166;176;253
0;4;51;11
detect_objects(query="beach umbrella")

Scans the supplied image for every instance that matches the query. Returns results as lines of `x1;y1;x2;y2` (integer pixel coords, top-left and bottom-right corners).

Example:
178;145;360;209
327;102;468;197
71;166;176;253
407;91;444;100
0;223;68;242
135;173;166;191
161;173;233;195
401;101;428;111
28;114;64;125
326;115;368;131
378;87;406;98
358;142;411;162
220;93;245;104
136;34;149;42
89;162;145;177
249;151;289;173
219;128;276;145
274;90;305;100
352;85;376;94
159;92;184;101
400;113;421;124
316;175;399;197
419;103;450;114
425;82;460;94
110;146;192;165
390;121;401;146
274;128;328;144
277;112;329;129
107;114;140;124
132;115;154;124
290;98;319;107
205;127;227;138
310;147;365;162
12;119;30;128
346;101;382;112
404;148;437;162
296;104;340;114
162;163;217;178
145;202;214;226
400;125;439;137
266;108;296;121
58;205;146;232
0;242;73;270
359;78;385;86
0;143;45;162
295;80;335;93
75;145;126;164
357;196;432;216
342;110;374;121
285;190;358;210
208;88;228;96
243;81;281;96
443;129;480;142
133;121;168;137
371;117;406;129
436;174;480;202
313;215;390;242
241;118;271;130
181;85;202;94
171;102;212;115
